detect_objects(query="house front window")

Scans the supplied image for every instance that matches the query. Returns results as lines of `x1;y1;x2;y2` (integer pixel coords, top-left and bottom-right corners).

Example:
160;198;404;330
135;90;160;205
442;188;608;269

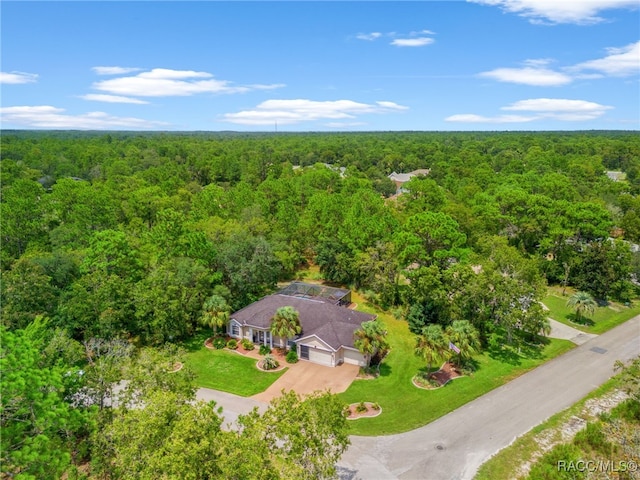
231;324;239;337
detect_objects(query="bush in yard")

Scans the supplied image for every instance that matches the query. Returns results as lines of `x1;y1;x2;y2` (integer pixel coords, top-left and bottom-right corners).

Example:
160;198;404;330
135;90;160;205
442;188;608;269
262;354;279;370
371;403;381;411
286;350;298;364
213;337;226;349
226;339;237;350
259;344;271;356
241;339;254;351
356;402;367;413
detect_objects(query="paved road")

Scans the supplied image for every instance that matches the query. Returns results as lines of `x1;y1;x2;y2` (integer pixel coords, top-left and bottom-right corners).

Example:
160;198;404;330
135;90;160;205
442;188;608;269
337;315;640;480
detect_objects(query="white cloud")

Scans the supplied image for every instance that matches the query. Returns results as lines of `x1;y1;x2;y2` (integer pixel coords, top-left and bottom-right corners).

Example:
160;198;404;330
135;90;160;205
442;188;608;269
502;98;613;120
447;98;613;123
391;37;435;47
80;94;149;104
354;30;436;46
0;105;167;129
0;71;38;84
93;68;284;97
570;41;640;77
445;113;536;123
222;99;408;126
356;32;382;41
469;0;639;24
246;83;287;90
479;60;572;86
92;66;142;75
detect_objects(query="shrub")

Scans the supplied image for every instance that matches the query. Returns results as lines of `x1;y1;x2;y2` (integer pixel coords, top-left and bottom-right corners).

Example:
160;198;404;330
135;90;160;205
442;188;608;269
573;422;613;455
342;405;351;417
371;402;381;411
241;339;254;351
226;339;237;350
212;337;226;349
286;350;298;364
262;354;279;370
259;344;271;356
356;402;368;413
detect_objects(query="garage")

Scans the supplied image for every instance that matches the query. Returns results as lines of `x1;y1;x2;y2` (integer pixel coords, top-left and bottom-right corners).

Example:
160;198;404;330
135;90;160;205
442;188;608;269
299;343;333;367
342;347;366;366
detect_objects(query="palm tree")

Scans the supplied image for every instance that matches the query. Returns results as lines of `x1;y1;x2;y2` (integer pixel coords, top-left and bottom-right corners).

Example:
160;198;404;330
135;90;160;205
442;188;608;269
567;291;597;323
354;319;390;368
270;306;301;350
445;320;481;367
415;324;449;377
199;295;231;337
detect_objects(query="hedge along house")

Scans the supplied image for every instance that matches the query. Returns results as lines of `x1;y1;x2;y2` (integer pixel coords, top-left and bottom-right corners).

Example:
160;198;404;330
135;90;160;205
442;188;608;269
227;283;376;367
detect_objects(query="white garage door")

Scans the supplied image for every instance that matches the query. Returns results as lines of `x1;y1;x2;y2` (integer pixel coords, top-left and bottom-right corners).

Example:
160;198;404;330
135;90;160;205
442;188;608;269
301;344;333;367
343;348;365;366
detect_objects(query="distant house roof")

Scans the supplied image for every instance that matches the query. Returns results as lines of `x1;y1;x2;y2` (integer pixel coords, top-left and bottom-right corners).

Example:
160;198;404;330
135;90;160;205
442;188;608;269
606;171;624;182
388;168;431;184
277;281;350;305
230;294;376;350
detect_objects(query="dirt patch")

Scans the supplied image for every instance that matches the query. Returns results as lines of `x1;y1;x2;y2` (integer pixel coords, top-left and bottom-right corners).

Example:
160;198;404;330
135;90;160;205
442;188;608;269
345;402;382;420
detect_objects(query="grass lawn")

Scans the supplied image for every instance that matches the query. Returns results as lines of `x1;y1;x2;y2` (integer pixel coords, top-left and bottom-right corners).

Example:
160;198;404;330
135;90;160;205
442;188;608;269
474;376;623;480
338;293;576;436
542;287;640;334
181;332;287;397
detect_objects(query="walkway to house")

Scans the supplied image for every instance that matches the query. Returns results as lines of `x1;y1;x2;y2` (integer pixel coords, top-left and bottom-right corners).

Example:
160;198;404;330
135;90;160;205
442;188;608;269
252;360;359;403
547;318;598;345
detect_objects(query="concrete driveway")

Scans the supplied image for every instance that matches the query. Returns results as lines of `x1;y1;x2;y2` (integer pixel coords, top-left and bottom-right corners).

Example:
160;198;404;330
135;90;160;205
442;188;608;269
196;387;266;429
252;360;359;402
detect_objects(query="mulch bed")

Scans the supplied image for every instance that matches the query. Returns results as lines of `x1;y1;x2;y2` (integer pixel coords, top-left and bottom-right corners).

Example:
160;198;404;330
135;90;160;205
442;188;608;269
413;362;463;389
430;362;462;386
256;359;287;372
168;362;183;373
345;402;382;420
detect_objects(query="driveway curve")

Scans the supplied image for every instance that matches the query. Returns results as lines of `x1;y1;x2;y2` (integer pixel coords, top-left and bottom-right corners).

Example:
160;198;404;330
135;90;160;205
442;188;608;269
337;315;640;480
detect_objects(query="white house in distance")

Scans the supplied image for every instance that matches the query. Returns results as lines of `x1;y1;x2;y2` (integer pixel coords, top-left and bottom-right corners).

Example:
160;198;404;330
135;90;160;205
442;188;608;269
227;282;376;367
388;168;431;195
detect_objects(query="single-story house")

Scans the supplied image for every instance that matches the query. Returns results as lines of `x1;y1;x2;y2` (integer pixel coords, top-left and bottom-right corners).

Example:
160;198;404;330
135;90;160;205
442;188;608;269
227;283;376;367
388;168;431;195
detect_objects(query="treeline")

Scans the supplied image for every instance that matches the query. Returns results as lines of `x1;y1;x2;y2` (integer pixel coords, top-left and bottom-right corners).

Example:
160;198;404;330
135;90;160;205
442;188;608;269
1;131;639;347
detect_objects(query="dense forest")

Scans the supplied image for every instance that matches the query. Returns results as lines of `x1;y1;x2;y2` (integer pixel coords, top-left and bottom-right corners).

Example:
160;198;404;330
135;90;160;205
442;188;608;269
1;130;639;478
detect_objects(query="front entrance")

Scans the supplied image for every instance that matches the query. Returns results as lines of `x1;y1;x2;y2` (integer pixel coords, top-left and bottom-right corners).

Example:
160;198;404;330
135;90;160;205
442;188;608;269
252;330;271;346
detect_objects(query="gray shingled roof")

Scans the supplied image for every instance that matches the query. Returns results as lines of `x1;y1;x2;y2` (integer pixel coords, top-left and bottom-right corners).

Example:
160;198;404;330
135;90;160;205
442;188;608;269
230;294;376;350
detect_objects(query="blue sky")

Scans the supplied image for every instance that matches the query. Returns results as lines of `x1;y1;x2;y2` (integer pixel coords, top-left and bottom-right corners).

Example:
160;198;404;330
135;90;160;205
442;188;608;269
1;1;638;131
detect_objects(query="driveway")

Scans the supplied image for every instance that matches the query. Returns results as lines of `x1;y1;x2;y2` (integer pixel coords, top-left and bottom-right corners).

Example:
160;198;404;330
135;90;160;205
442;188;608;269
196;387;266;429
252;360;359;402
547;318;597;345
337;315;640;480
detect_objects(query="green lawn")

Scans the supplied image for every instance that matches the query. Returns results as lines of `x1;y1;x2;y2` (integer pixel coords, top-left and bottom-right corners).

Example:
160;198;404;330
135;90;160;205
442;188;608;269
338;293;576;436
542;289;640;334
182;333;287;397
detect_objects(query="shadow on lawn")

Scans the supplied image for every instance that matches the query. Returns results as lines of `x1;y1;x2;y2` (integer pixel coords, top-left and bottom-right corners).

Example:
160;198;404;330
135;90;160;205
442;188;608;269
487;333;549;365
182;331;212;353
566;313;595;327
